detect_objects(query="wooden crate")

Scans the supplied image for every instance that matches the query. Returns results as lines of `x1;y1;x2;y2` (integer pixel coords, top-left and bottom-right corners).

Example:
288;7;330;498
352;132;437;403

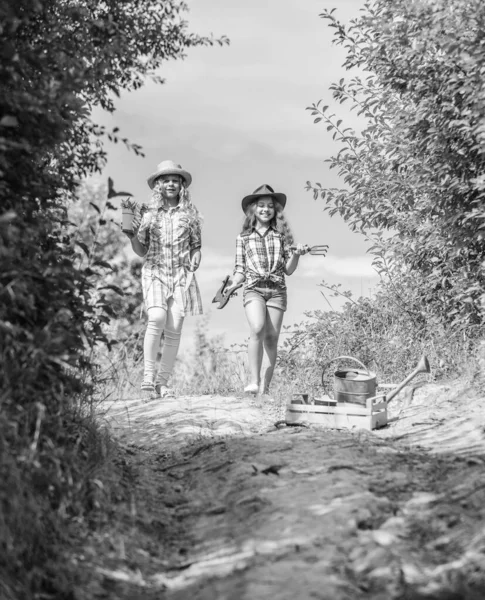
285;394;388;431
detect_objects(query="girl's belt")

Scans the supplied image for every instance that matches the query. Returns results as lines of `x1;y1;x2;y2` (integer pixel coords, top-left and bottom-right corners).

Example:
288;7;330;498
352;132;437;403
251;278;282;289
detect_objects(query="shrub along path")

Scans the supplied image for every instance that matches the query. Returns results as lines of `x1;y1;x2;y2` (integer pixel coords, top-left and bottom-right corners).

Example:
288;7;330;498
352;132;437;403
76;383;485;599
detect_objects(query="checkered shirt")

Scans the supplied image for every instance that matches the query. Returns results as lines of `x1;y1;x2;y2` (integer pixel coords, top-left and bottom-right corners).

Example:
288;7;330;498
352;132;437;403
135;204;203;316
233;226;292;290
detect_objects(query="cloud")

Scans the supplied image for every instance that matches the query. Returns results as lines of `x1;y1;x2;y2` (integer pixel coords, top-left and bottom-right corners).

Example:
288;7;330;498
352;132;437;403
93;0;368;162
196;248;379;294
297;253;378;279
93;0;374;338
196;247;234;285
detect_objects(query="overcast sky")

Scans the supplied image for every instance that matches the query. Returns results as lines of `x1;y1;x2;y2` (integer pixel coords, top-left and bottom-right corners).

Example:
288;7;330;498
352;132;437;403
94;0;377;350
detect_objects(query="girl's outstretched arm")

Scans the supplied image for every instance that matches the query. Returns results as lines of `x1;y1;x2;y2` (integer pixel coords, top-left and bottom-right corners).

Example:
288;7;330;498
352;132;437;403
125;230;147;257
285;243;309;275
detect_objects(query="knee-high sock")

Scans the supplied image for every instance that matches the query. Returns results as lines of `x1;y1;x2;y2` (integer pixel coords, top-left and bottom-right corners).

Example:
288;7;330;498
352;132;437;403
155;298;185;386
143;306;167;384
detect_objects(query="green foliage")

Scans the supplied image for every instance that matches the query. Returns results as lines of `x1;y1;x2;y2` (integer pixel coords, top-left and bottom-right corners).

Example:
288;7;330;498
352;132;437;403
307;0;485;329
0;0;227;595
67;180;145;346
278;280;483;400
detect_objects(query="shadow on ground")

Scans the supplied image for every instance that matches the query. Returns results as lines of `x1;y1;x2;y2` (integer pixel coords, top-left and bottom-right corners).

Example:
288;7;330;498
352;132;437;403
75;382;485;600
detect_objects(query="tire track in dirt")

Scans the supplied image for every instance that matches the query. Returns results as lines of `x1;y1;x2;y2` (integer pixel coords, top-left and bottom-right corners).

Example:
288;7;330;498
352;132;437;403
80;383;485;600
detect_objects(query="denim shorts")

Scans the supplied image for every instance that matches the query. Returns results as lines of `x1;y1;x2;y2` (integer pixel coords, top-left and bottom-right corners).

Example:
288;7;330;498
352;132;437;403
243;281;287;312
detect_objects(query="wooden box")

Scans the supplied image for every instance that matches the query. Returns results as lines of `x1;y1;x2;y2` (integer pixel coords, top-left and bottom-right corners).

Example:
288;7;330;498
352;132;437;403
285;394;388;431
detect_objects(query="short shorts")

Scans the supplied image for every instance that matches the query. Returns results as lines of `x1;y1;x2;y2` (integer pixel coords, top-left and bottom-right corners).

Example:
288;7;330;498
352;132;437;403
243;281;287;312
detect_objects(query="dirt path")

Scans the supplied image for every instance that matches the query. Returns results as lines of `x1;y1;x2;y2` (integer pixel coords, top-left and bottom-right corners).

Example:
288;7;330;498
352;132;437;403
76;384;485;599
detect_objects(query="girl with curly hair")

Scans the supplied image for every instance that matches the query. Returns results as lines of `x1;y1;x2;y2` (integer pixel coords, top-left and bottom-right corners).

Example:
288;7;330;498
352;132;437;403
124;160;203;399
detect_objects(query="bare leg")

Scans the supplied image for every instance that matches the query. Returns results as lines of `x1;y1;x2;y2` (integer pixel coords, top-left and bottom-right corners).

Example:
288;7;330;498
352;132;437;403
262;306;285;393
244;298;267;387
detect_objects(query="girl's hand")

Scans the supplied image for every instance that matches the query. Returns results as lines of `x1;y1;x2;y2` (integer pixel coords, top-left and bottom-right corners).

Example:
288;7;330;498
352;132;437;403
222;283;237;297
293;243;310;256
123;225;139;240
189;250;201;271
223;280;242;297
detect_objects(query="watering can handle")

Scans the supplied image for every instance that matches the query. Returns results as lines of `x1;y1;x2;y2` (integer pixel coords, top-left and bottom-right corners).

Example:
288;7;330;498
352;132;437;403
321;355;371;396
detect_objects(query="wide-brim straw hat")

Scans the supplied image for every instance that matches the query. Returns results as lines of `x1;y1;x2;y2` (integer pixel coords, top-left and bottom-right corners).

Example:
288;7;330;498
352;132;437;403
147;160;192;189
241;184;287;213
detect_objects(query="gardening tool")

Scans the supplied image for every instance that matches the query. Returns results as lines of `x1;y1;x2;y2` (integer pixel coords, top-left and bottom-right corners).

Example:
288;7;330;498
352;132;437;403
290;244;328;256
212;275;243;309
321;355;430;406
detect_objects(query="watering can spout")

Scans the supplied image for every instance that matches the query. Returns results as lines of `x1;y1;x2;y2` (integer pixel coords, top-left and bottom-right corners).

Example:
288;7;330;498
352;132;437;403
386;355;430;404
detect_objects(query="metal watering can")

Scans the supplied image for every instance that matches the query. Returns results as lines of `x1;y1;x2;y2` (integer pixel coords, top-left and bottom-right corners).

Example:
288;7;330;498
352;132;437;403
322;355;430;406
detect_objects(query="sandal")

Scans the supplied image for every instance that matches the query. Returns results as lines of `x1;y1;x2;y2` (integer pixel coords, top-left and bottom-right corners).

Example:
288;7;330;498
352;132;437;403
155;384;175;399
141;381;159;401
244;383;259;395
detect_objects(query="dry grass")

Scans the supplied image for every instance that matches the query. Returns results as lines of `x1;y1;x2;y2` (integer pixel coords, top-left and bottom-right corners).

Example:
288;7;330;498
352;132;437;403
94;315;485;410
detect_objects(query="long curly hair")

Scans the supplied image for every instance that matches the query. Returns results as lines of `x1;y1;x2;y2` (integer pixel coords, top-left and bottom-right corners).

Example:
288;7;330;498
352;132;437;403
144;176;203;230
241;200;294;245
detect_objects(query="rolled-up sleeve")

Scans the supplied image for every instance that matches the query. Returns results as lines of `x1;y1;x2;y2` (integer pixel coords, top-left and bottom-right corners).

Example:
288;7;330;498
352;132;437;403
189;219;202;251
282;239;292;262
133;202;149;226
234;235;245;276
132;202;142;229
137;211;150;247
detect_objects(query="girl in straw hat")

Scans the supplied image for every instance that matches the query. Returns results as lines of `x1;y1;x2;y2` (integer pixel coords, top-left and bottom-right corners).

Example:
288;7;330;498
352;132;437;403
124;160;203;399
223;184;309;395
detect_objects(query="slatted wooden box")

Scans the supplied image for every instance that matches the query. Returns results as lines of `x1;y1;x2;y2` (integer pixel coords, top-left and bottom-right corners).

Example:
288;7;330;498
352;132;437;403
285;394;388;431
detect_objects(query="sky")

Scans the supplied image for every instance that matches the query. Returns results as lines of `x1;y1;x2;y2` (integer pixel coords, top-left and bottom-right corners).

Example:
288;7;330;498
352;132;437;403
94;0;378;352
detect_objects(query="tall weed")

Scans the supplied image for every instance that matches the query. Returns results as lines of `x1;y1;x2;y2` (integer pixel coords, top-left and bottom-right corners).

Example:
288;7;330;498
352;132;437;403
98;278;484;406
277;279;485;398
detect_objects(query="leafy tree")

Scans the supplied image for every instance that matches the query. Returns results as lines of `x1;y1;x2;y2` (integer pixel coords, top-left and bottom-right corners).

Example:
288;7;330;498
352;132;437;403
307;0;485;330
0;0;227;595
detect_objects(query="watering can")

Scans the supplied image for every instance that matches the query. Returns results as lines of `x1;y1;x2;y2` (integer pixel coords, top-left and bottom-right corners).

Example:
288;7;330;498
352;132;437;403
321;355;430;406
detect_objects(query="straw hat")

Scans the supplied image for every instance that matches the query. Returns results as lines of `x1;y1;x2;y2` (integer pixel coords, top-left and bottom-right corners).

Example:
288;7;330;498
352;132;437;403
241;184;287;213
147;160;192;189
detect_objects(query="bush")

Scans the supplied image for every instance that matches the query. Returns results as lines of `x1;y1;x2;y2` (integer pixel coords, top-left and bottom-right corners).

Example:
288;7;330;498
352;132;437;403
278;278;484;400
307;0;485;329
0;0;226;595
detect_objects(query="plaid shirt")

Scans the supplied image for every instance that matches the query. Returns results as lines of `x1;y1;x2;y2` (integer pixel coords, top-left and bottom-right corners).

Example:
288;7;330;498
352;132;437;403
135;204;203;315
234;226;291;290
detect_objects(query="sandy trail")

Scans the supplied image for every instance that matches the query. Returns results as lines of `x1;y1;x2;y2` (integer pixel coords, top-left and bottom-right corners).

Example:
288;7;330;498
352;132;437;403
78;383;485;599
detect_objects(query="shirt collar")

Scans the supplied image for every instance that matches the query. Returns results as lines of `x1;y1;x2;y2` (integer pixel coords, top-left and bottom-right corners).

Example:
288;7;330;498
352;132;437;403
251;224;277;236
158;203;181;213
